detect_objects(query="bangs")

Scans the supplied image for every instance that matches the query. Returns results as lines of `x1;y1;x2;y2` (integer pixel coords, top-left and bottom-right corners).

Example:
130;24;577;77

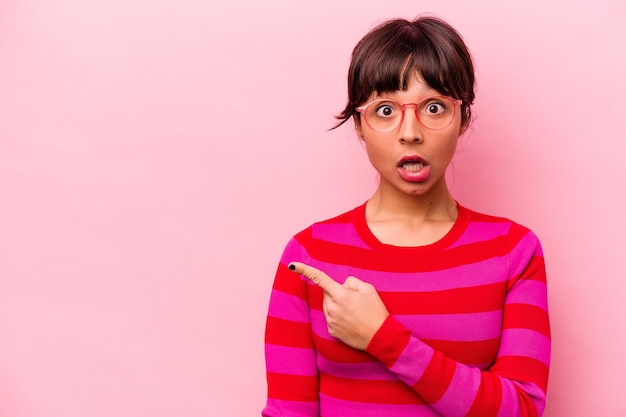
356;25;463;102
334;17;475;129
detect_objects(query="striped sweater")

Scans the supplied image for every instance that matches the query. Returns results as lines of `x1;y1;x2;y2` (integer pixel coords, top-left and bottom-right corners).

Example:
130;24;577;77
263;202;550;417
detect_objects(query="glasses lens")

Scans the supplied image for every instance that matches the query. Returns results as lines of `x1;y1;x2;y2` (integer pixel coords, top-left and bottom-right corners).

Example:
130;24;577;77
417;97;456;130
364;100;402;133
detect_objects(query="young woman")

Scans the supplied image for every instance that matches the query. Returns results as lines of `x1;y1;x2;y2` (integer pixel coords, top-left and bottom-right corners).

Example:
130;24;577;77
263;16;550;417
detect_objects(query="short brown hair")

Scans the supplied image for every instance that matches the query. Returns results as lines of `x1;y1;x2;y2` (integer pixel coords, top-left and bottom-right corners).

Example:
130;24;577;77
335;16;475;129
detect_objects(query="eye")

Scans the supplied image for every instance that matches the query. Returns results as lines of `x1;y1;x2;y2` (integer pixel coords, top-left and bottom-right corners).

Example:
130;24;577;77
374;103;396;118
424;102;446;115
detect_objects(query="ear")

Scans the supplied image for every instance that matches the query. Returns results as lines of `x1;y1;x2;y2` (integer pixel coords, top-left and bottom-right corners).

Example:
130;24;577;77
353;115;365;140
459;107;472;136
459;123;468;136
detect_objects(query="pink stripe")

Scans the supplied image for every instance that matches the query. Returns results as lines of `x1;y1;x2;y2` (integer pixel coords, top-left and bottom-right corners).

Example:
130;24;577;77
310;310;332;339
279;238;310;264
433;364;479;417
395;310;503;341
313;255;510;292
389;338;434;385
265;344;319;376
505;280;549;311
319;394;442;417
498;329;551;366
263;398;318;417
312;223;370;249
312;310;503;358
497;379;545;417
512;380;546;415
508;232;543;277
449;221;511;248
267;289;311;322
496;377;522;417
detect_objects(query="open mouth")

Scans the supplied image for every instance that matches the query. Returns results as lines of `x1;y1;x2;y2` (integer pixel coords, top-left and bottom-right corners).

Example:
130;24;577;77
400;160;425;172
398;156;427;171
397;155;430;183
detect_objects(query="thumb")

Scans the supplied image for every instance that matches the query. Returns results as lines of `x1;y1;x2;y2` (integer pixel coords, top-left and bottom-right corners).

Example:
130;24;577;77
343;276;366;291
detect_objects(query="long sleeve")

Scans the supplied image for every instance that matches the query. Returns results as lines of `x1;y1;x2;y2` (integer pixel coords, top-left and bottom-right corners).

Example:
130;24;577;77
261;204;550;417
365;226;550;417
262;238;319;417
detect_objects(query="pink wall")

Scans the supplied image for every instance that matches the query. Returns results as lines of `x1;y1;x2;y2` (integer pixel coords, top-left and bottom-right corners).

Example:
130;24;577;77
1;1;625;416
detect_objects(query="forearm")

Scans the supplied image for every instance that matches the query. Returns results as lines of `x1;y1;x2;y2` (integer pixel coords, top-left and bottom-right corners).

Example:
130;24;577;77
366;310;549;417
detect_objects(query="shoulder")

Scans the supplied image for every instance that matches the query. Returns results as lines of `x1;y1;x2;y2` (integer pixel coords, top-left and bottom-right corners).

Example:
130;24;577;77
461;204;535;235
292;203;364;242
279;203;365;260
459;204;543;257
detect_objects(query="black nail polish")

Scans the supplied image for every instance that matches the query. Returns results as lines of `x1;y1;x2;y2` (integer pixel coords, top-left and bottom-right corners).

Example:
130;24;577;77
288;264;295;270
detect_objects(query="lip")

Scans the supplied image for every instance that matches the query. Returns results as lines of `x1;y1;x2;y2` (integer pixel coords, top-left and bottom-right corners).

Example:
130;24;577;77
397;154;427;166
397;154;430;183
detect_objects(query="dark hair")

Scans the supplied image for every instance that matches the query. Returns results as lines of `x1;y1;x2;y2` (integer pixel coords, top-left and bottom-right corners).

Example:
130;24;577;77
334;16;475;129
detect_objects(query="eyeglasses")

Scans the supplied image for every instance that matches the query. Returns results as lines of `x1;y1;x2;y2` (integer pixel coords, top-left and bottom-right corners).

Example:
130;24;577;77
356;95;462;133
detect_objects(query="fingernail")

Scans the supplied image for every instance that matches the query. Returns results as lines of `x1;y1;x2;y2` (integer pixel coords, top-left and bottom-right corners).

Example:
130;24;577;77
288;264;295;270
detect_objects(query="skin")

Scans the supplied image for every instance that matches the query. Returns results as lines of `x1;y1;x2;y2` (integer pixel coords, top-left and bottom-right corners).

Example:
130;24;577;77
290;71;468;350
357;72;467;247
289;261;388;350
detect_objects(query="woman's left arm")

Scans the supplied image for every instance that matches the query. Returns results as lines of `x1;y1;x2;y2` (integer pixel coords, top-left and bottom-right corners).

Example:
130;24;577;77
366;238;550;417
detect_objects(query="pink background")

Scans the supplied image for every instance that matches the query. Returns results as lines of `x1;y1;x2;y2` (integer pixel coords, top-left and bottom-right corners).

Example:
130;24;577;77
1;1;625;416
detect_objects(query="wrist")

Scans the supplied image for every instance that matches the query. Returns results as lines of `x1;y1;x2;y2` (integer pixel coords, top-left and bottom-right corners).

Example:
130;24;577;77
365;316;412;367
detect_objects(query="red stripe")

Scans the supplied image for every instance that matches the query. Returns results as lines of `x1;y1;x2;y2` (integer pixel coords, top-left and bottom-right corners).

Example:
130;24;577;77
466;373;503;417
320;373;426;404
513;383;539;417
267;372;319;401
491;356;549;393
525;256;546;282
412;350;456;404
381;282;507;314
308;282;508;315
503;304;550;338
469;211;510;223
307;285;324;311
506;222;533;249
296;229;513;272
508;256;546;291
365;316;412;368
522;255;546;283
265;317;314;348
313;333;375;363
272;263;308;299
423;338;500;365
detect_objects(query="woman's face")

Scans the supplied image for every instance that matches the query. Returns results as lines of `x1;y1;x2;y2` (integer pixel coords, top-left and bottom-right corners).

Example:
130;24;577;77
355;72;465;199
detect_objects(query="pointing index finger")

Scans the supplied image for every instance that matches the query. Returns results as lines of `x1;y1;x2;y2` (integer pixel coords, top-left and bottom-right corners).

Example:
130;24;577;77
288;262;343;296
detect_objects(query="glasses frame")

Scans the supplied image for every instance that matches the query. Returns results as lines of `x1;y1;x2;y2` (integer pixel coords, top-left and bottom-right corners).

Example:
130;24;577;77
355;95;463;133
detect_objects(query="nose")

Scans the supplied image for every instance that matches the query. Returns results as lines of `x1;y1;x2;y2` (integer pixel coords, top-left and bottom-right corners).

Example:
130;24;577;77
398;104;424;143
